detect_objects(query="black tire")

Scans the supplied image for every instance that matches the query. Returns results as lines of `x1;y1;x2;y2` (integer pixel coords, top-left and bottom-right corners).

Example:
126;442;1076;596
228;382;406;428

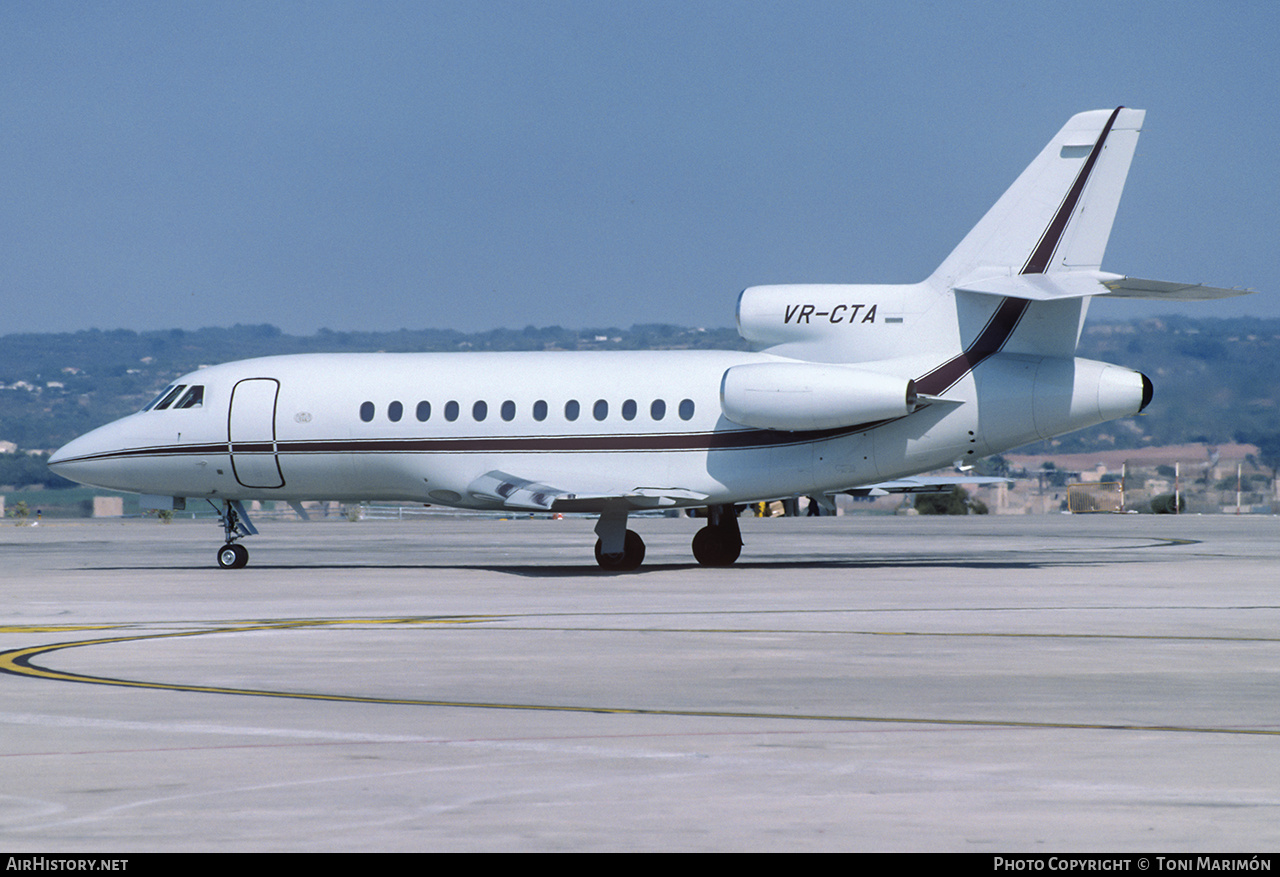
217;543;249;569
594;529;645;571
692;525;741;566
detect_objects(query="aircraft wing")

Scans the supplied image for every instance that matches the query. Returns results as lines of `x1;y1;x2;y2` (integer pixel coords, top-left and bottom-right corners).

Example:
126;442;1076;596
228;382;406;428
843;476;1011;497
469;468;1002;509
955;271;1253;302
466;470;708;512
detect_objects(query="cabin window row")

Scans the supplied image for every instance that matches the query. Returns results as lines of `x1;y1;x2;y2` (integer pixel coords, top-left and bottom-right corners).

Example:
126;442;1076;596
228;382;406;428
358;398;696;424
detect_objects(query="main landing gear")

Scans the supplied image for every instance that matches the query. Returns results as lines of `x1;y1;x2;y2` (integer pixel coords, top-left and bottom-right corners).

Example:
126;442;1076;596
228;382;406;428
212;499;258;569
592;503;744;571
594;528;646;571
691;504;743;567
594;504;646;571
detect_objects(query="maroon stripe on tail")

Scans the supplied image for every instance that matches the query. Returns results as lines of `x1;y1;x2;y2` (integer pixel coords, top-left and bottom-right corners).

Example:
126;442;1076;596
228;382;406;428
914;109;1124;396
1021;106;1124;275
914;297;1030;396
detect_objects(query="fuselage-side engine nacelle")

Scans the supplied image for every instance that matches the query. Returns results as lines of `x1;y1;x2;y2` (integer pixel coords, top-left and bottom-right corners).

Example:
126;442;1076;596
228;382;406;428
720;362;918;431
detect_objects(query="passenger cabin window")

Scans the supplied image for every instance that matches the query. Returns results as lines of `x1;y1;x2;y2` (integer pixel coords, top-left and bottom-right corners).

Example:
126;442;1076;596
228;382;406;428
173;385;204;409
355;396;689;429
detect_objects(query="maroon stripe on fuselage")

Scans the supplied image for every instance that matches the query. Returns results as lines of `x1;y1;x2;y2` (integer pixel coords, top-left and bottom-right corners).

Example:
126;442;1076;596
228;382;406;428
51;418;898;467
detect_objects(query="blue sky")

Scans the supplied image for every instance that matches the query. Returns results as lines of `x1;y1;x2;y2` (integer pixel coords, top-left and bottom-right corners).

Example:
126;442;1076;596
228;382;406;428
3;1;1276;335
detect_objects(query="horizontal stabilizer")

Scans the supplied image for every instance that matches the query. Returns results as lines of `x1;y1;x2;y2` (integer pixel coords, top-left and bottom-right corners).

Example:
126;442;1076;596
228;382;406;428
956;271;1253;302
1099;277;1255;301
955;272;1117;300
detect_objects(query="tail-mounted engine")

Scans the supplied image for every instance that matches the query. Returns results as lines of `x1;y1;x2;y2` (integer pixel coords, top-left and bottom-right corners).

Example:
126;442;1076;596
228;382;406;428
720;361;918;432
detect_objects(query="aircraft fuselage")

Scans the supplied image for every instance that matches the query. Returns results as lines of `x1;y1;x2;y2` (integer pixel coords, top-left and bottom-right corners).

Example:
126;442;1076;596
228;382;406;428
49;344;1145;511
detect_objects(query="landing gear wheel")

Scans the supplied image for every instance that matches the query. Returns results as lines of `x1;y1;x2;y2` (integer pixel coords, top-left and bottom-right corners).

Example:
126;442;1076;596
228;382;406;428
594;529;645;571
692;525;741;567
217;543;249;569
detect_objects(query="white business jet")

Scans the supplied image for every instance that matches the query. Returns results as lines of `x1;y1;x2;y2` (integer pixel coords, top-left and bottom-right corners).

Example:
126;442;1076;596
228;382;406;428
49;108;1250;570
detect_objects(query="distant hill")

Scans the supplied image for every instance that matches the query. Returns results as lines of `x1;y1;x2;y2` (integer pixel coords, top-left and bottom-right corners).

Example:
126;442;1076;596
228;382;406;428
2;316;1276;460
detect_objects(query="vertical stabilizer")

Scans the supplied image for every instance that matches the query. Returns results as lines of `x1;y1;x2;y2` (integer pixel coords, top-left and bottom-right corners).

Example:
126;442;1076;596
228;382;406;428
931;108;1145;288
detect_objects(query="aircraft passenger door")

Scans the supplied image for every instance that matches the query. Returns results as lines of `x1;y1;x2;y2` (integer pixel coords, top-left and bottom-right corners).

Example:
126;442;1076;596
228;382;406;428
228;378;285;489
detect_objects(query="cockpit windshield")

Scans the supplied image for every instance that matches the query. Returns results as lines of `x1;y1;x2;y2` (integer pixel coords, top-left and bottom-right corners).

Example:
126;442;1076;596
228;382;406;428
142;384;204;412
143;385;179;411
174;385;204;409
151;385;187;411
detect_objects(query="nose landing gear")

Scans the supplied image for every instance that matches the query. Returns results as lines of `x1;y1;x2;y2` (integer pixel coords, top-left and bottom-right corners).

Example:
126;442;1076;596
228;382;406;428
217;542;249;569
210;499;258;569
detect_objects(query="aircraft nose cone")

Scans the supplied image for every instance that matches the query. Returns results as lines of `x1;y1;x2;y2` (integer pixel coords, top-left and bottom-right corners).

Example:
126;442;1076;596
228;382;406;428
47;442;73;469
46;432;104;485
44;417;147;491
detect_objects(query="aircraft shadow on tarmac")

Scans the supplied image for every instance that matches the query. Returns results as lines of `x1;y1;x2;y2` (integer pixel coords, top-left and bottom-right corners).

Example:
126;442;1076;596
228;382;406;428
92;554;1160;576
477;555;1158;577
